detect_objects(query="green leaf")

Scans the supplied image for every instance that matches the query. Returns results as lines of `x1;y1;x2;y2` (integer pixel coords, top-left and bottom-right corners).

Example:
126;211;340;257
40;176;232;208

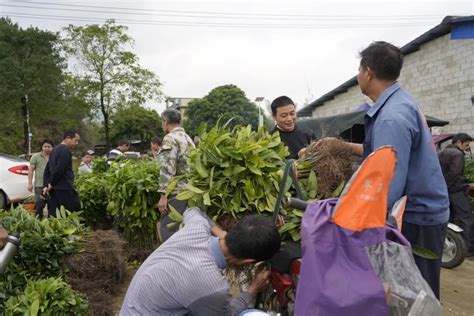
289;229;301;241
185;183;205;194
203;192;211;206
194;156;209;178
279;222;299;234
248;164;262;175
412;245;439;259
307;171;318;199
168;205;184;223
292;210;304;217
30;299;39;316
176;190;195;200
165;178;179;197
63;227;76;235
332;181;345;197
166;222;178;229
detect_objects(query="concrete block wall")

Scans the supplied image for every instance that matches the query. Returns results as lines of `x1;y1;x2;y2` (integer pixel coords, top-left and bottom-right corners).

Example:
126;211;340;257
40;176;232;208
312;34;474;136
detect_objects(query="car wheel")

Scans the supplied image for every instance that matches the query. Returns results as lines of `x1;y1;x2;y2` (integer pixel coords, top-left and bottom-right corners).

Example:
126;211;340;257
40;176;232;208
0;191;7;210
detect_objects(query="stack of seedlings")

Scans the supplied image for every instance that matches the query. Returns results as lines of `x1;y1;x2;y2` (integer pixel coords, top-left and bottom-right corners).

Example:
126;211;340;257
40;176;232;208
175;123;288;223
279;138;355;241
298;138;354;197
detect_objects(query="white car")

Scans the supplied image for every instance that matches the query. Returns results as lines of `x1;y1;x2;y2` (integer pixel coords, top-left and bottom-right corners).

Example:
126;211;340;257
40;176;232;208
0;154;33;209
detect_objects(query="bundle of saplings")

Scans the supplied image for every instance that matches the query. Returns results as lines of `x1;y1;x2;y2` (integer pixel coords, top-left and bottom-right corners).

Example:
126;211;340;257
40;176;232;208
0;206;89;313
175;123;288;228
279;138;354;241
106;159;161;253
298;138;354;197
76;162;111;229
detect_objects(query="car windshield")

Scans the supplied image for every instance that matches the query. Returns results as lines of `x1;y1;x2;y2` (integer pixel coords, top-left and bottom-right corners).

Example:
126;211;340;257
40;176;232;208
0;154;28;163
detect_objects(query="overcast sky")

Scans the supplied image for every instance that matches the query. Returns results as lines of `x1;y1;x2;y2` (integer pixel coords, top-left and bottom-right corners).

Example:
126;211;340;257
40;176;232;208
1;0;473;113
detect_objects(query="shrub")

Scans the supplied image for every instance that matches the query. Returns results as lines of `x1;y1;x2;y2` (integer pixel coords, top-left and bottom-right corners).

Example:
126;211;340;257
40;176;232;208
4;277;89;315
0;206;87;310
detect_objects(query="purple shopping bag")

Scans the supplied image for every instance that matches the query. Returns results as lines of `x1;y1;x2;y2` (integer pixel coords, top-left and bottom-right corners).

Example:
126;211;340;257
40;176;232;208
295;147;440;316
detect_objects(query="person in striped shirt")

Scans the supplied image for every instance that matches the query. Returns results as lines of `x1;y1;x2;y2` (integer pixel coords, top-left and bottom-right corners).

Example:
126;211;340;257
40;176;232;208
120;207;281;315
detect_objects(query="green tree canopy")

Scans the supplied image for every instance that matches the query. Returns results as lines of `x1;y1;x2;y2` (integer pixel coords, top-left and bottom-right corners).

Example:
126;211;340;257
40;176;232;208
183;84;259;136
62;20;163;151
110;105;163;146
0;18;67;155
0;18;93;156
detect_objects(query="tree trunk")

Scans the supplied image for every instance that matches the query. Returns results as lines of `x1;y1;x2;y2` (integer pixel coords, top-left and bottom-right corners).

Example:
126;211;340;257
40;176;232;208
101;93;111;152
21;95;30;158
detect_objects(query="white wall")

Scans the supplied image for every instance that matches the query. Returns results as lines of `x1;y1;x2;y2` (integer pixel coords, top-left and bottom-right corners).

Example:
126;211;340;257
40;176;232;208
312;34;474;136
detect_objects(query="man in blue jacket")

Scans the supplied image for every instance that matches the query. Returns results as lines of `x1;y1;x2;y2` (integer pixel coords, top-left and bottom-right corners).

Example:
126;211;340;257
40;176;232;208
345;41;449;298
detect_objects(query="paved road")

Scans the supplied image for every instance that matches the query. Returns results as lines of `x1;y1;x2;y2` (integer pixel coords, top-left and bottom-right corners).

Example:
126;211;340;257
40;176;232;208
441;258;474;315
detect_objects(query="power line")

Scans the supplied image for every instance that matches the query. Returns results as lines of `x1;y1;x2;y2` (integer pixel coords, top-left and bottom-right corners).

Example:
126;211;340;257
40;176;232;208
0;12;437;29
0;3;443;22
0;0;445;20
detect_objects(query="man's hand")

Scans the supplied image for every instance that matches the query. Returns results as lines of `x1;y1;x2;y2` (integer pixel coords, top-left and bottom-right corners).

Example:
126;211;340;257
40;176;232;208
297;147;307;158
211;225;227;239
27;183;33;192
42;184;52;196
158;195;169;215
0;226;8;249
248;265;271;296
469;183;474;197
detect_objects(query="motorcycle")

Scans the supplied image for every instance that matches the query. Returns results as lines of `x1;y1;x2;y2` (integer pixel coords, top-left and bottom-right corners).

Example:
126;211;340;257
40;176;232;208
256;198;307;316
257;240;301;316
442;222;467;269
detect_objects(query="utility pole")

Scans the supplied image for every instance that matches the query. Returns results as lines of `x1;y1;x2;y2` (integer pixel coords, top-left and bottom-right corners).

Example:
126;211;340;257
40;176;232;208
255;97;265;128
21;94;31;159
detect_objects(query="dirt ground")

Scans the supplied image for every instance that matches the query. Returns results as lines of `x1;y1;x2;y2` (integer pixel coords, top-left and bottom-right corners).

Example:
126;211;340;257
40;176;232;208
112;260;474;315
112;266;137;314
441;258;474;315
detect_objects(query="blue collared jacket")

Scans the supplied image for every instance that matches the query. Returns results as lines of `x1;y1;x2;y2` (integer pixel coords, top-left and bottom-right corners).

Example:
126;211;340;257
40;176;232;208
362;82;449;225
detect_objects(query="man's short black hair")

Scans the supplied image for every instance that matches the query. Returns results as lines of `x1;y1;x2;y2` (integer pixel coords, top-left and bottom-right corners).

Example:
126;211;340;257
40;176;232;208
162;109;181;124
225;215;281;262
151;137;162;145
63;129;78;140
117;139;130;146
41;139;54;148
452;133;473;144
271;96;295;115
359;41;403;81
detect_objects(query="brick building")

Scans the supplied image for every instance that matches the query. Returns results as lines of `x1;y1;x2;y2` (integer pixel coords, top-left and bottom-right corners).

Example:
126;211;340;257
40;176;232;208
298;16;474;136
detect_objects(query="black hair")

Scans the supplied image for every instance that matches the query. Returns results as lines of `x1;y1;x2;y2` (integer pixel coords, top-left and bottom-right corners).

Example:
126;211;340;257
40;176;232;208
452;133;473;144
359;41;403;81
225;215;281;262
151;137;162;145
40;139;54;148
270;96;295;115
161;109;181;124
63;129;78;140
117;139;130;146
